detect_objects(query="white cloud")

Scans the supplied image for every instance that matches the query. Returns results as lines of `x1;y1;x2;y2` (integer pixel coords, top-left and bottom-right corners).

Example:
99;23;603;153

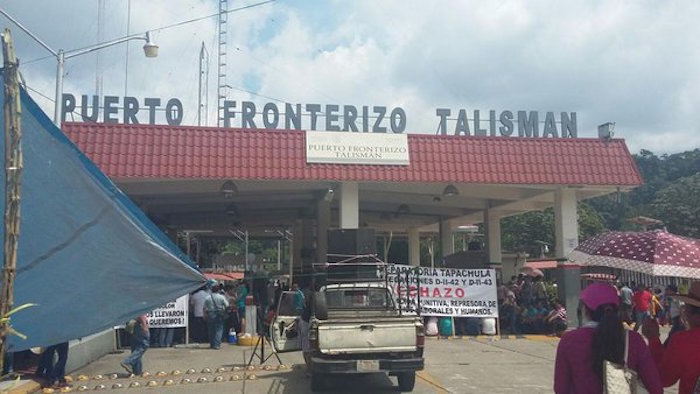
2;0;699;153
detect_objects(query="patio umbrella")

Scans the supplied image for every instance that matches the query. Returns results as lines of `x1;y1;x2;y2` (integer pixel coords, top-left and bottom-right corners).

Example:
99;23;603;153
521;266;544;277
568;230;700;279
580;273;617;283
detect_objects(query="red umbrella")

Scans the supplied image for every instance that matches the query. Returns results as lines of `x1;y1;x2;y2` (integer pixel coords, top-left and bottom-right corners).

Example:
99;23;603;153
569;230;700;279
581;273;617;283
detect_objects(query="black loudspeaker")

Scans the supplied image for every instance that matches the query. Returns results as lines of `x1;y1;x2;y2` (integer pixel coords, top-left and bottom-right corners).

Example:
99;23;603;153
327;229;376;259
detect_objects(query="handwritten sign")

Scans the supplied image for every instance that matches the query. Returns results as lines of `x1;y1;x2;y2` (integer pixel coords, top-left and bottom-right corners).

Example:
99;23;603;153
146;295;189;328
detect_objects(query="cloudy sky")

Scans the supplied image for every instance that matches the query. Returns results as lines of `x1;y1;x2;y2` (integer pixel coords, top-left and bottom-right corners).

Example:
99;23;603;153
2;0;699;154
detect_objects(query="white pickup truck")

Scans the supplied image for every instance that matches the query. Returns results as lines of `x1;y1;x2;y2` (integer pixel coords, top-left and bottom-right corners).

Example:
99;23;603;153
271;282;425;392
270;282;425;391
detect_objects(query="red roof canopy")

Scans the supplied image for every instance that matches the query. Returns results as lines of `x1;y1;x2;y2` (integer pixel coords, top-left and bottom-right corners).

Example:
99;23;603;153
203;272;243;281
524;260;559;270
62;122;643;186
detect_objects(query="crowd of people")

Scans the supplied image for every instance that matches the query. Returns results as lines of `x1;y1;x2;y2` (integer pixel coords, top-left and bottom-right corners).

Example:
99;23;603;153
498;274;568;336
554;280;700;394
617;281;685;337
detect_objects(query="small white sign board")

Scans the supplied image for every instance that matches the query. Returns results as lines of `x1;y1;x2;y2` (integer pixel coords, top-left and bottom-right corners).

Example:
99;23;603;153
306;131;410;165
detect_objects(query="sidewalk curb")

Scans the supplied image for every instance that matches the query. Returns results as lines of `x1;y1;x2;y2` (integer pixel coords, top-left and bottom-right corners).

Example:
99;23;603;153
1;379;41;394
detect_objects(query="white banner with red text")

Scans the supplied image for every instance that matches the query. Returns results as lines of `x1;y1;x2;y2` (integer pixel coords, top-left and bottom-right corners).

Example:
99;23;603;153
386;265;498;318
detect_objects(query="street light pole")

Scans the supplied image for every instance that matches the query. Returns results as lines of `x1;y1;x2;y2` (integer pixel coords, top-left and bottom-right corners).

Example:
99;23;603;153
55;50;64;125
0;8;157;126
53;33;157;126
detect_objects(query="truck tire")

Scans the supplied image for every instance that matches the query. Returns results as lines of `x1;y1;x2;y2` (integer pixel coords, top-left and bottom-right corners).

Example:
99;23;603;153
310;373;326;392
314;291;328;320
397;371;416;392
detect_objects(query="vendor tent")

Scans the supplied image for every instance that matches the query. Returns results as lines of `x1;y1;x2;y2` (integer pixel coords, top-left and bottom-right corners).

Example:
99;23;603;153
0;83;206;351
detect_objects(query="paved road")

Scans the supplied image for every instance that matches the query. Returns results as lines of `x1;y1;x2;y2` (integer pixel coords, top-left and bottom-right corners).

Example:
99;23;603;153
60;335;678;393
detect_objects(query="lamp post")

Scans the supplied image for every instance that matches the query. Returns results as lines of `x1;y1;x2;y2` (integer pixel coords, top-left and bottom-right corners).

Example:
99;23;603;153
0;8;158;126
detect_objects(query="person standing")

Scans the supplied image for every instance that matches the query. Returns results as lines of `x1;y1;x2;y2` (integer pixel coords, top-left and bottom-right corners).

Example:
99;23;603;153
190;284;211;343
553;282;661;394
204;283;230;349
632;284;652;332
121;314;149;376
665;284;685;342
642;281;700;394
237;282;249;334
38;341;70;388
299;291;312;375
619;282;634;324
158;326;174;348
292;283;304;314
534;276;548;304
520;276;534;307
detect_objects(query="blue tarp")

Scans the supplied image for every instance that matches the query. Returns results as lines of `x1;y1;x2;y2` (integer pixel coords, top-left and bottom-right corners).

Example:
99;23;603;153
0;81;206;351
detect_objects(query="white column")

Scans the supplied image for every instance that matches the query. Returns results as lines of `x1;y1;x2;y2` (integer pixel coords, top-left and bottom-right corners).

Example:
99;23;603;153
484;208;502;265
440;219;453;259
339;182;359;229
408;227;420;267
553;188;581;328
292;220;303;280
554;188;579;258
316;200;330;265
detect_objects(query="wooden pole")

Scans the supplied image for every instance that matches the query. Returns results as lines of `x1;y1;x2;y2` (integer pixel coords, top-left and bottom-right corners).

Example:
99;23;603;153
0;29;23;373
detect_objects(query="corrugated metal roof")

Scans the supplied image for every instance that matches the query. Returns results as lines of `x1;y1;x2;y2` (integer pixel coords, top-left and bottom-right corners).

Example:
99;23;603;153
62;122;643;186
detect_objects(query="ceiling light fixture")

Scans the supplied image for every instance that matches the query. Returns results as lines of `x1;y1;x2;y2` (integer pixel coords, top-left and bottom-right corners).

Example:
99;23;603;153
220;180;238;198
442;184;459;197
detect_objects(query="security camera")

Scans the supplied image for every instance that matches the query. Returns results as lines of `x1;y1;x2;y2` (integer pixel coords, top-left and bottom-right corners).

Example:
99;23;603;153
323;188;335;202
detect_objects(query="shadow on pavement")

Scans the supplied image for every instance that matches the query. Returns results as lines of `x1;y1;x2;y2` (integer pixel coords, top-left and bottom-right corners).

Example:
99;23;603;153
260;369;399;394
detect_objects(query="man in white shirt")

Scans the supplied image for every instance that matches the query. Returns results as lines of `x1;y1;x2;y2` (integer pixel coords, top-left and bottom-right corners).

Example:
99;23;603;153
665;284;685;343
190;284;211;343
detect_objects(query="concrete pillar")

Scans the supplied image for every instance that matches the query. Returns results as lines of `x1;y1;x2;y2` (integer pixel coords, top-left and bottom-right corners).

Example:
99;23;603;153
439;219;453;260
554;188;579;258
484;208;502;265
302;219;314;273
408;228;420;267
553;188;581;327
339;182;359;229
292;220;303;281
316;200;330;265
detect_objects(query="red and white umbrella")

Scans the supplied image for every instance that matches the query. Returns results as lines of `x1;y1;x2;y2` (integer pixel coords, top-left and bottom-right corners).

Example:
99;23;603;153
568;230;700;279
580;273;617;283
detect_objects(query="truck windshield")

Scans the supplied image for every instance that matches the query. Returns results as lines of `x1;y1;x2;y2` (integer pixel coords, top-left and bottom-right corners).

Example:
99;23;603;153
325;287;394;310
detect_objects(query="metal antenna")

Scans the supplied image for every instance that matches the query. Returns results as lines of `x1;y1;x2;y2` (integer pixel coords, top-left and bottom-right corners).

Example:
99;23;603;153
198;42;209;126
217;0;229;127
96;0;105;121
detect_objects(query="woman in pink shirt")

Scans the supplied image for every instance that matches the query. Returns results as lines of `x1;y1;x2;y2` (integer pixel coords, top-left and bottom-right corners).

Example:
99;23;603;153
553;282;662;394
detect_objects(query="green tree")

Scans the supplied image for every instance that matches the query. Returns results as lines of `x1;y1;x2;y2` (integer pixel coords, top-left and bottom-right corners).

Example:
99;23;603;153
589;148;700;231
501;208;554;257
650;173;700;237
501;202;607;256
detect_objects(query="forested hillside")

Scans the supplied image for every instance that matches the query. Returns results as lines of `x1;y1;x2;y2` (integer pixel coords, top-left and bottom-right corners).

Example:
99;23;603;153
502;148;700;256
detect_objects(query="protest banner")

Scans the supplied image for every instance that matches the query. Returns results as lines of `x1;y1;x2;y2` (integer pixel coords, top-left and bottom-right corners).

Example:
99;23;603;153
145;295;189;328
386;265;498;318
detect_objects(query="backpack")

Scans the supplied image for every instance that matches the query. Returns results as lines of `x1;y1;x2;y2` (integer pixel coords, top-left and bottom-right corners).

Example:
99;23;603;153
208;294;228;320
125;319;137;335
